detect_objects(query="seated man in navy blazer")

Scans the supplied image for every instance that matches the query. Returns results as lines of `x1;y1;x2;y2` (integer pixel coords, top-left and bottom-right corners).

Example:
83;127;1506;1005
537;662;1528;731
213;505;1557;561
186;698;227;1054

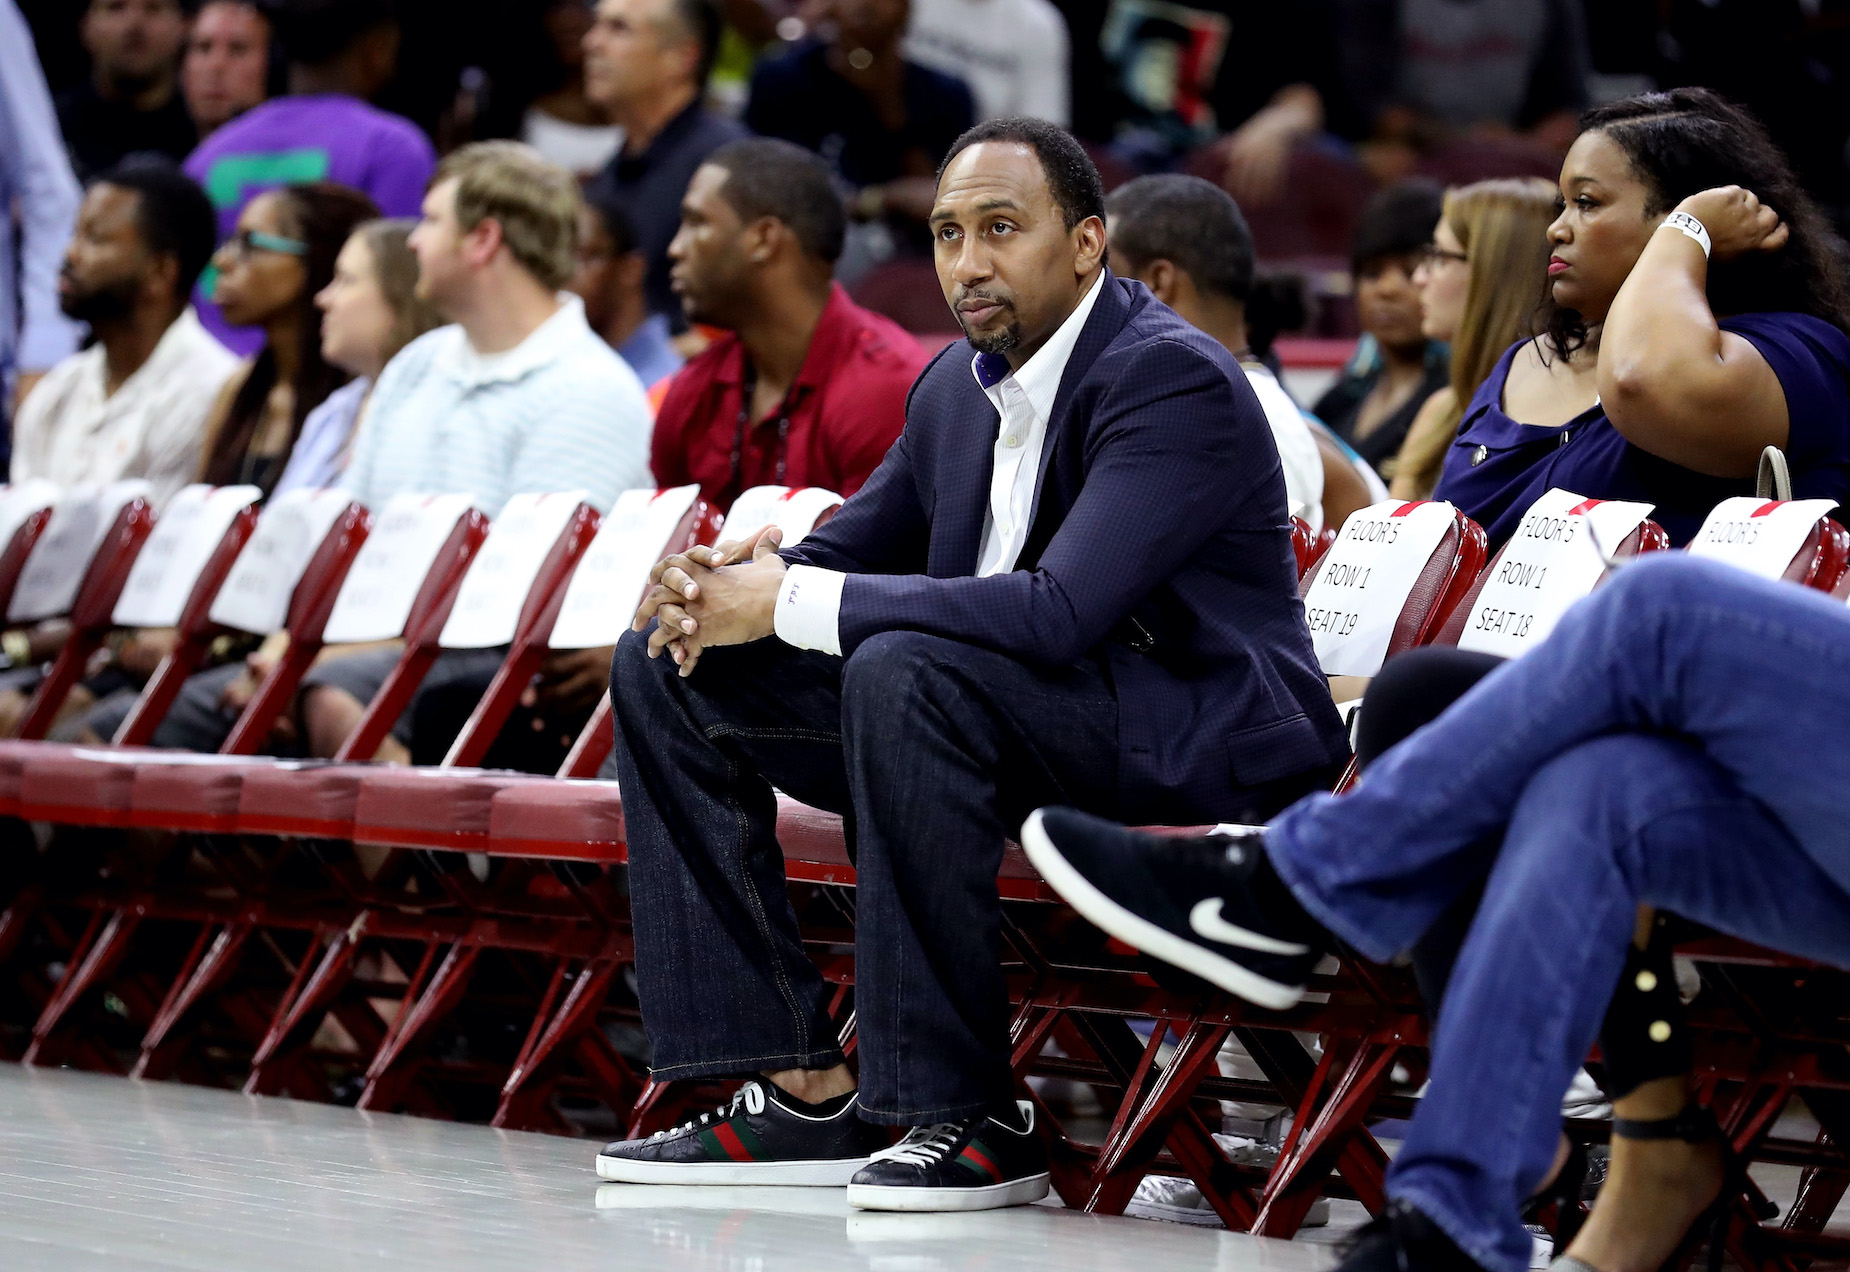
595;118;1348;1211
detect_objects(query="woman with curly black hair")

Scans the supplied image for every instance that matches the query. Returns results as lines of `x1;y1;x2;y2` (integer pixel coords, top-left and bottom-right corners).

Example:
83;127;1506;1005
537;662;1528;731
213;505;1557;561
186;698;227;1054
1434;87;1850;548
1020;89;1850;1272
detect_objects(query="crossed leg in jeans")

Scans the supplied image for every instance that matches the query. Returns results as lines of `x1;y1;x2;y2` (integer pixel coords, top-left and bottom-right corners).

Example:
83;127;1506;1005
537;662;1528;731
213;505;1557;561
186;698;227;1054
1023;554;1850;1272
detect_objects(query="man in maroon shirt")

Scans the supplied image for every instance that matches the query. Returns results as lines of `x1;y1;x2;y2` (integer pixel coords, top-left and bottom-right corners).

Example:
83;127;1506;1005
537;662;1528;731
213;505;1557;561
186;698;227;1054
509;138;929;754
653;137;929;510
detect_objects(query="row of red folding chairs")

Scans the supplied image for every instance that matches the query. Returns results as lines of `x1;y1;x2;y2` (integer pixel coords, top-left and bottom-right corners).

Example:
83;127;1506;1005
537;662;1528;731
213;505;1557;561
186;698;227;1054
3;486;1848;1261
0;478;838;1110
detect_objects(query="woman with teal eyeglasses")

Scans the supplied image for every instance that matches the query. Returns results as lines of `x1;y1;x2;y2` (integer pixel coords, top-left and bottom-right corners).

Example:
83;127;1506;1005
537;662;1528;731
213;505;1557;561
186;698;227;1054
197;181;378;494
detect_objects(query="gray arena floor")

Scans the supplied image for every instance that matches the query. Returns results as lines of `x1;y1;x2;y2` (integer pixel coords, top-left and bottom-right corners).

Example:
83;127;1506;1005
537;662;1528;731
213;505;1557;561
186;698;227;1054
0;1064;1343;1272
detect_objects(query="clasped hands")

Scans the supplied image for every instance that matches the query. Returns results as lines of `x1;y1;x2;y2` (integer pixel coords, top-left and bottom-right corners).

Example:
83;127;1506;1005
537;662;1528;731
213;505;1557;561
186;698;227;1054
632;525;789;676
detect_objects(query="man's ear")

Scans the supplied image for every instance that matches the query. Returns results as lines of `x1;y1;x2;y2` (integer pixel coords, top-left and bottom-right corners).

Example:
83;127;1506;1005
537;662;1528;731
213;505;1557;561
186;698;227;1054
464;216;506;269
1142;258;1179;305
1073;213;1107;276
742;215;783;267
143;252;182;310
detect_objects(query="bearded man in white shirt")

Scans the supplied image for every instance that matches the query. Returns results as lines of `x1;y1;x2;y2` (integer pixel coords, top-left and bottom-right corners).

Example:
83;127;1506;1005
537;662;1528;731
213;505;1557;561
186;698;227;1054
11;157;237;507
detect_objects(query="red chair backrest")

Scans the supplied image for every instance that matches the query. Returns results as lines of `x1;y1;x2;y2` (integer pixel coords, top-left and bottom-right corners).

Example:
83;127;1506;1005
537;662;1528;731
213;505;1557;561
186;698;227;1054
105;500;266;747
439;500;603;768
1686;498;1850;593
1298;501;1487;674
722;485;845;549
0;506;54;620
329;509;492;762
161;498;375;752
1435;518;1670;647
1789;518;1850;591
7;482;153;625
1308;525;1337;575
550;489;724;779
11;496;157;739
1289;516;1315;576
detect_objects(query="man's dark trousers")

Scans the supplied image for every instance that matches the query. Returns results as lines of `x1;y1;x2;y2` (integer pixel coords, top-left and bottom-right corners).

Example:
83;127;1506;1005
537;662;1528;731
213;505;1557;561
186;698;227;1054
609;622;1120;1125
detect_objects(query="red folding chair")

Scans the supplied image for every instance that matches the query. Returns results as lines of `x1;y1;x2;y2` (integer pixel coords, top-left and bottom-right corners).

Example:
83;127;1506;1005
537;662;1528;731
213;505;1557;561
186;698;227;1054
237;487;722;1115
0;481;59;620
1433;490;1670;649
14;489;371;830
341;487;827;1120
9;483;158;739
1684;496;1850;592
468;485;837;863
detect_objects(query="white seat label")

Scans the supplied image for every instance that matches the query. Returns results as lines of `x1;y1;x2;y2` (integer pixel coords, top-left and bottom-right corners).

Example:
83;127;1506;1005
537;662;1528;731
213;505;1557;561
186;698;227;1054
208;488;358;634
549;485;700;650
1457;489;1654;658
439;491;589;649
112;484;262;628
1302;499;1457;677
0;479;59;560
721;485;843;549
320;493;477;643
8;479;152;623
1687;497;1840;581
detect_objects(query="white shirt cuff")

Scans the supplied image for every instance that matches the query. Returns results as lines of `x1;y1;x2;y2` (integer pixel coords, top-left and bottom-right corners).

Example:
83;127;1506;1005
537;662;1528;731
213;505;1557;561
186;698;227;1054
773;563;846;656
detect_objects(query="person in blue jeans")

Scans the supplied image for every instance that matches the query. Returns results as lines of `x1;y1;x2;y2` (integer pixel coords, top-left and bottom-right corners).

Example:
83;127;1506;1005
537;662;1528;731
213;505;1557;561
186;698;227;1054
1025;554;1850;1272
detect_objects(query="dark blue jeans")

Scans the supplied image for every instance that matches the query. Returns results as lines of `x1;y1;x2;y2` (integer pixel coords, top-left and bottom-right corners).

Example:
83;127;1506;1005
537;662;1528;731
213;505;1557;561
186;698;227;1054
609;625;1123;1125
1267;555;1850;1272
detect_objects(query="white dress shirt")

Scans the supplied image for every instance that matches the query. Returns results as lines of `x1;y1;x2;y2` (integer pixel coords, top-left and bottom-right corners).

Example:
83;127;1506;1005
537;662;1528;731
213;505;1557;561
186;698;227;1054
1239;360;1326;533
775;273;1105;656
10;307;239;507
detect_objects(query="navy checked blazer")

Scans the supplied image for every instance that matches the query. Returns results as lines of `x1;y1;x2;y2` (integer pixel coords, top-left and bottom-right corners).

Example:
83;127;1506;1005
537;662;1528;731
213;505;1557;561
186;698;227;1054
781;272;1348;820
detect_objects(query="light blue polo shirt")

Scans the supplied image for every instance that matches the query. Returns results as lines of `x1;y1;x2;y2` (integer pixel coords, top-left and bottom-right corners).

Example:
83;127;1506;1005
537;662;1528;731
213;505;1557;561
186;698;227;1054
340;295;652;515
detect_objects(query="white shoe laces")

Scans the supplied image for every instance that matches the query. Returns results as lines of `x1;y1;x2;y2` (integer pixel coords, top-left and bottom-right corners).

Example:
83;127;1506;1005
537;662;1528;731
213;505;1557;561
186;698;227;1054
649;1079;767;1141
870;1121;964;1166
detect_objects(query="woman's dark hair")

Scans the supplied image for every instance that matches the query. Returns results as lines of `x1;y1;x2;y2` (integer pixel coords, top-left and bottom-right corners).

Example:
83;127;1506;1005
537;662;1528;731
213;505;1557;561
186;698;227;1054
1245;270;1307;361
1548;88;1850;358
1350;179;1445;276
201;182;380;491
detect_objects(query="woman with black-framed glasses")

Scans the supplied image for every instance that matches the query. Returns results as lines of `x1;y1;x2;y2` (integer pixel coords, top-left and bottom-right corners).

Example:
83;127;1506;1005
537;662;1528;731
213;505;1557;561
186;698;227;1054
196;181;378;494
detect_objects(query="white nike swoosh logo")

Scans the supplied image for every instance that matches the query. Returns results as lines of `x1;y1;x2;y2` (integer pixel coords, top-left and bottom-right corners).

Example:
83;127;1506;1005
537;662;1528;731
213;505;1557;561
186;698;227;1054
1188;899;1311;956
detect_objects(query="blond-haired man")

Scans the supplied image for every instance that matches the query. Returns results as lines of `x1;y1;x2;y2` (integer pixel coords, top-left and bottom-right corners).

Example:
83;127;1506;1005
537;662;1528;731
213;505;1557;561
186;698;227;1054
339;140;652;514
297;141;653;760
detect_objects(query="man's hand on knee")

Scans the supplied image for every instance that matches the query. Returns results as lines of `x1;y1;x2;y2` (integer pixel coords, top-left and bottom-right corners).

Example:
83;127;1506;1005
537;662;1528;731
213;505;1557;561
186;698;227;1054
633;530;786;677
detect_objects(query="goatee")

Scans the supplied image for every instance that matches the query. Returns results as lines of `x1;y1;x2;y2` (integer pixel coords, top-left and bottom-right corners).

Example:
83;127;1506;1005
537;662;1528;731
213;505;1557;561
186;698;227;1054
60;278;137;326
964;320;1022;356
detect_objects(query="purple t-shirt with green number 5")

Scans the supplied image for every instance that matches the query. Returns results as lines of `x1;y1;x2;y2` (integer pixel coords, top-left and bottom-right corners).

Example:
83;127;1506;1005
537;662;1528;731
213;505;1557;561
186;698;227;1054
183;93;437;353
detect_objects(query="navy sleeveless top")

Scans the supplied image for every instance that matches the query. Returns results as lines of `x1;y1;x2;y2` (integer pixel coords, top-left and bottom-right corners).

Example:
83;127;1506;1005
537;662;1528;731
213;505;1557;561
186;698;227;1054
1434;312;1850;546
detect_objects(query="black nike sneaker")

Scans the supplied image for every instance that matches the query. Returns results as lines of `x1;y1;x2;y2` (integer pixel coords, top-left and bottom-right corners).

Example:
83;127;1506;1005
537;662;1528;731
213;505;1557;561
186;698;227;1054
846;1101;1050;1212
595;1080;888;1185
1019;807;1327;1010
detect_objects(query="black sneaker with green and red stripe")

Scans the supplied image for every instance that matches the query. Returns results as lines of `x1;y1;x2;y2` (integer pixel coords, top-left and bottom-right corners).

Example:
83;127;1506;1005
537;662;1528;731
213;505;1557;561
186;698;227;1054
846;1100;1050;1211
595;1080;887;1186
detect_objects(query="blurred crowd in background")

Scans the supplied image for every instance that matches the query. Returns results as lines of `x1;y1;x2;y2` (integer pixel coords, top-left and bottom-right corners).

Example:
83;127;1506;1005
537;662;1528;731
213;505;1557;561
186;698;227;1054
13;0;1850;331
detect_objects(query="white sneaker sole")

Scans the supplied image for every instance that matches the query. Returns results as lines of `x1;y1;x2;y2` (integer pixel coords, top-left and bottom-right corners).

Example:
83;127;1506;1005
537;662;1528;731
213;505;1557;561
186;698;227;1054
1019;810;1304;1012
594;1153;871;1185
847;1172;1051;1212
